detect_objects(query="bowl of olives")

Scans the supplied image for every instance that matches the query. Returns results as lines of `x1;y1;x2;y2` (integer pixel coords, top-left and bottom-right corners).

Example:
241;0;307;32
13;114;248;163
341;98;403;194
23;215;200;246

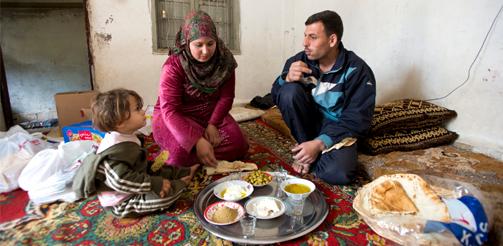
242;170;273;187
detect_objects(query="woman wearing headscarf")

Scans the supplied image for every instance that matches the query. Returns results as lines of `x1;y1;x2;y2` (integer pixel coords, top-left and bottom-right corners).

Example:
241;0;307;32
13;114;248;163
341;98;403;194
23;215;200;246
152;11;249;167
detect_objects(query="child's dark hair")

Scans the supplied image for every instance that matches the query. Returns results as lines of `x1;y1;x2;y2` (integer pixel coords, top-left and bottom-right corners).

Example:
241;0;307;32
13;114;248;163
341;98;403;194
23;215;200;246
91;89;143;132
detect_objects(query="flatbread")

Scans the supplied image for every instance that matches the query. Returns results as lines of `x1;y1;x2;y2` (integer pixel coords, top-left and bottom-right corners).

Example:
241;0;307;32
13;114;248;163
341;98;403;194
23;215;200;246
370;180;418;214
359;174;450;222
204;160;258;175
353;174;457;245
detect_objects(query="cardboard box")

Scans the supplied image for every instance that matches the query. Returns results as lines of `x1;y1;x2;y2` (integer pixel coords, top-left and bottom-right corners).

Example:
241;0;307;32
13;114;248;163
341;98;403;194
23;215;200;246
62;120;105;143
54;90;97;128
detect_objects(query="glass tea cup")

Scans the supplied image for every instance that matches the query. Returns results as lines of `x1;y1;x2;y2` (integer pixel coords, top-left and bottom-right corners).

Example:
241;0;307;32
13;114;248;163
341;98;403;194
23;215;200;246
240;214;257;238
287;196;306;216
274;168;288;198
229;171;243;181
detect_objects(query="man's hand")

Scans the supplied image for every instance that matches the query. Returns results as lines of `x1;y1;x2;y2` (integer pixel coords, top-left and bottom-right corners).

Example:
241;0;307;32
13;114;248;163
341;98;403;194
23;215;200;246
159;179;171;198
196;137;218;167
204;124;221;147
286;61;312;82
291;139;325;165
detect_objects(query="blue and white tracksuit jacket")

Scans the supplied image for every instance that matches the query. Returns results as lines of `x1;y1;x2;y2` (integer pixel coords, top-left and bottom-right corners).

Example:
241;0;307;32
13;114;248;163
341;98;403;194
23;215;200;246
271;43;376;149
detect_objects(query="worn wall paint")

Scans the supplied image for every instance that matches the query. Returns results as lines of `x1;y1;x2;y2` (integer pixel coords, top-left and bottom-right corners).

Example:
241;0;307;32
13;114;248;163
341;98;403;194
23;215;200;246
87;0;503;158
1;8;91;123
87;0;165;98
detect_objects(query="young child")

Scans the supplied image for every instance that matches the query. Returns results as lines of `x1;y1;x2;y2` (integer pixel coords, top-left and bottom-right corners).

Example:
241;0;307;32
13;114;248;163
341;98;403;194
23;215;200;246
72;89;199;218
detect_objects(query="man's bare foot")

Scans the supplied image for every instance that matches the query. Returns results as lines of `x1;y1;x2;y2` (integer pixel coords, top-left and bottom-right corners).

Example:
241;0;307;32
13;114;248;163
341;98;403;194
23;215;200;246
292;161;310;175
180;164;200;185
292;162;302;173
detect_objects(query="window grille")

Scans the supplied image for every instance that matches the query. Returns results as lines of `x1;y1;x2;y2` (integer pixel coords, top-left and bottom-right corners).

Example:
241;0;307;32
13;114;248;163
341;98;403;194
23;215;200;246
153;0;239;53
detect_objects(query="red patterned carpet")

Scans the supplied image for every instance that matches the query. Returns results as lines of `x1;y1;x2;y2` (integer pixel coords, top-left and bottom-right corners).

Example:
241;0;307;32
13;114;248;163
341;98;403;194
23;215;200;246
0;189;44;231
0;120;391;245
0;189;29;225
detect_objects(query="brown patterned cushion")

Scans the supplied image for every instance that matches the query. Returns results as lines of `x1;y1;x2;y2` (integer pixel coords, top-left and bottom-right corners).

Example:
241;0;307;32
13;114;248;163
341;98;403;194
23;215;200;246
371;99;457;135
361;126;458;155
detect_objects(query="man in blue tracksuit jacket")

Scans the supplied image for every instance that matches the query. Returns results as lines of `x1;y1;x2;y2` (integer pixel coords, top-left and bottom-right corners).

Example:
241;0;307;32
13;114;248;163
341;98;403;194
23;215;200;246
271;10;376;185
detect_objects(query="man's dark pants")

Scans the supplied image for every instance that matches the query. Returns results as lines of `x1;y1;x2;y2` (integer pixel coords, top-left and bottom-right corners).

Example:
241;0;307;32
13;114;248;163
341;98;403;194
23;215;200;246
273;82;357;185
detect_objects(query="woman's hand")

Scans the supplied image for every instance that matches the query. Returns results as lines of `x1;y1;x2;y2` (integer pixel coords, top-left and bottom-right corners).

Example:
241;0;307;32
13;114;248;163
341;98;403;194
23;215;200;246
196;137;218;167
204;124;221;147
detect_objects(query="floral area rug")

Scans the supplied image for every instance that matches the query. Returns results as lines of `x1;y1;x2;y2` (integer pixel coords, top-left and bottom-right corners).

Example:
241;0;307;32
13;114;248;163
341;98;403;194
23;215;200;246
0;120;390;245
0;189;44;231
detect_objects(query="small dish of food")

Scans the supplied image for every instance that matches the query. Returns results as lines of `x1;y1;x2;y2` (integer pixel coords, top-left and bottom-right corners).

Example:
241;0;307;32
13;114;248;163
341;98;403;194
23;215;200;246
204;201;245;225
213;180;254;202
243;170;273;187
245;196;286;219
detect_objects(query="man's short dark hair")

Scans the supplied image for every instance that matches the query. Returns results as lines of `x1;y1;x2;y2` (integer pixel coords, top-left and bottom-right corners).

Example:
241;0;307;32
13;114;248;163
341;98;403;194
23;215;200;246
305;10;343;40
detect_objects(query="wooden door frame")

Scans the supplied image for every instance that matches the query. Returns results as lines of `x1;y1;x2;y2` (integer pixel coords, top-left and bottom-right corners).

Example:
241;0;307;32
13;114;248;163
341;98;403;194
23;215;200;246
0;45;14;129
83;0;94;90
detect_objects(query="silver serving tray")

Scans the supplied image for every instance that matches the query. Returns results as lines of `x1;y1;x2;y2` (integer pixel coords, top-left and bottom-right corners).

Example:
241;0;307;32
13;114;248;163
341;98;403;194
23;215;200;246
193;172;329;244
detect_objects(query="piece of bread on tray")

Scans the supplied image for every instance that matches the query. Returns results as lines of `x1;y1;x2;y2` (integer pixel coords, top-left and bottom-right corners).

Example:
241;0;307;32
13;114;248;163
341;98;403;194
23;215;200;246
204;160;258;175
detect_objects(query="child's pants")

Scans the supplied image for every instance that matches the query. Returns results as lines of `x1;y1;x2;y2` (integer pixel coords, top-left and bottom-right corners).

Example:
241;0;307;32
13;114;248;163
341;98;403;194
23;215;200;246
110;166;190;218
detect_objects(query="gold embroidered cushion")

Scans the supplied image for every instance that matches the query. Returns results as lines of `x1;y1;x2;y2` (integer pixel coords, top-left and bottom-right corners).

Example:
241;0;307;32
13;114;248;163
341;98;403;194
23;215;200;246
371;99;457;135
361;126;458;155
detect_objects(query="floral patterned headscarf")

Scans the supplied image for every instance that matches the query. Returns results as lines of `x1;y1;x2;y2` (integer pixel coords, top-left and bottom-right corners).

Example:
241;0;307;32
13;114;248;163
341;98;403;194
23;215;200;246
169;11;237;96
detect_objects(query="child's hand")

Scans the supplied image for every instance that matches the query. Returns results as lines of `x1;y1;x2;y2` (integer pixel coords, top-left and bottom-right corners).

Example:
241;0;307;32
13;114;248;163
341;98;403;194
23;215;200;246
180;164;200;185
159;179;171;198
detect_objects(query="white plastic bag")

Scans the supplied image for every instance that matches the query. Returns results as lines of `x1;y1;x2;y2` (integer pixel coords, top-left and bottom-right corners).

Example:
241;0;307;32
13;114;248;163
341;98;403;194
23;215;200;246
0;126;56;192
18;140;95;204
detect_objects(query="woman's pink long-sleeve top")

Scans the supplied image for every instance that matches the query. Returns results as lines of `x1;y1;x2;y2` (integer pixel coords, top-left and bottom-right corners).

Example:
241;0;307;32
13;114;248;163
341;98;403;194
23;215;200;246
152;55;248;166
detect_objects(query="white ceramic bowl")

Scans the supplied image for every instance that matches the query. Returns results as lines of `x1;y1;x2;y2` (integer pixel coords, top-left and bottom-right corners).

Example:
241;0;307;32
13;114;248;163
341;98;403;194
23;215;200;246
280;178;316;200
204;201;245;225
213;180;254;202
245;196;286;219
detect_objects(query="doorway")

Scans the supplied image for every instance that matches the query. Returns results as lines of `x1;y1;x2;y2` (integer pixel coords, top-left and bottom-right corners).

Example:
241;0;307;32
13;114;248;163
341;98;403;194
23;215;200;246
0;1;92;131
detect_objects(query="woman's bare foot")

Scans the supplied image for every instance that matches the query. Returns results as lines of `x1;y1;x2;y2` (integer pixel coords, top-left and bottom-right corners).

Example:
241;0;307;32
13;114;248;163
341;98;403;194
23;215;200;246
180;164;200;184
